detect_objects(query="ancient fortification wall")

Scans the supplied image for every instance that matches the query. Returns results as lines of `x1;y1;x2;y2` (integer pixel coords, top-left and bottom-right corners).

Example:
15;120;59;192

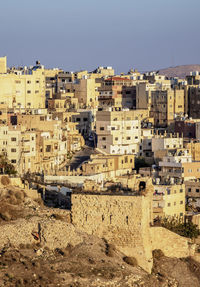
72;193;153;273
71;192;195;273
150;227;195;257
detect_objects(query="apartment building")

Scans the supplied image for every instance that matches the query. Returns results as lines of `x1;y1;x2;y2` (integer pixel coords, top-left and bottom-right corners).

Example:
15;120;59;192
158;149;200;183
72;110;93;137
153;184;185;219
96;108;141;155
0;64;45;109
65;78;101;108
188;86;200;119
0;56;7;74
81;154;134;176
136;83;185;127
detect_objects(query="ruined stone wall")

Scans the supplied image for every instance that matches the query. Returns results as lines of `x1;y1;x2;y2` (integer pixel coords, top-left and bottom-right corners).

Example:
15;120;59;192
71;192;195;273
0;216;84;250
150;227;195;257
71;193;153;273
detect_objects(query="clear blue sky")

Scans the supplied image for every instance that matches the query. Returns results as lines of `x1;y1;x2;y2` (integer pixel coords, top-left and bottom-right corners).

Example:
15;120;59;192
0;0;199;73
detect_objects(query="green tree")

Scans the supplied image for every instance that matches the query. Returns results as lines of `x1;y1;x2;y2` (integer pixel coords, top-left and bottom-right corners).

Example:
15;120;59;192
0;153;17;175
160;217;200;239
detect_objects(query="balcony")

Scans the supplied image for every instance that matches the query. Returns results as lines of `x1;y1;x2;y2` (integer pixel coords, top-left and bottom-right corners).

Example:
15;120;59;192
153;207;164;214
153;195;164;201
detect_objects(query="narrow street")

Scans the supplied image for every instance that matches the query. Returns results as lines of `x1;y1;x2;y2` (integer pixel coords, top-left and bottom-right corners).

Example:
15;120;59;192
66;145;98;170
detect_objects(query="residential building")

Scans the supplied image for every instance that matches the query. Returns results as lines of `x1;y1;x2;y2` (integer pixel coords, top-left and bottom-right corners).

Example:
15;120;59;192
96;108;141;155
153;184;185;219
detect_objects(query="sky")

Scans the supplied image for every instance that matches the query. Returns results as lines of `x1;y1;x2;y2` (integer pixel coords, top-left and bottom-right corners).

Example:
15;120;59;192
0;0;200;73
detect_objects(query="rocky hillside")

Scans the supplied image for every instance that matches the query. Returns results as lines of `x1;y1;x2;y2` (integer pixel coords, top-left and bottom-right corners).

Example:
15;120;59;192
157;65;200;78
1;184;200;286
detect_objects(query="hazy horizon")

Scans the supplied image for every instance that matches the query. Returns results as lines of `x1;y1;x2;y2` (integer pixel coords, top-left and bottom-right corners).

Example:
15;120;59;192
1;0;200;73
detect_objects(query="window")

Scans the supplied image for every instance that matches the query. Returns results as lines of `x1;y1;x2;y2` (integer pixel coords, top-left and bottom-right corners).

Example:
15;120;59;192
111;127;115;130
180;189;183;193
15;80;21;84
11;137;16;142
113;118;118;121
167;190;171;195
27;80;31;84
126;137;131;140
76;118;80;122
167;203;171;207
27;90;31;94
180;213;183;216
11;148;16;152
102;145;106;149
100;127;104;131
188;188;191;193
11;159;16;164
102;137;106;141
196;189;200;193
180;201;183;204
174;202;176;206
46;145;51;152
36;80;40;84
115;137;118;141
126;126;131;130
35;90;39;93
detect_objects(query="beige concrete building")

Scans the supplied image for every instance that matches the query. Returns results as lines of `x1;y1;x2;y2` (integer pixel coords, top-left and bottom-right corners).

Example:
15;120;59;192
158;149;200;183
0;66;45;109
65;78;101;108
96;109;141;155
81;154;134;176
136;83;185;127
0;56;7;74
153;184;185;219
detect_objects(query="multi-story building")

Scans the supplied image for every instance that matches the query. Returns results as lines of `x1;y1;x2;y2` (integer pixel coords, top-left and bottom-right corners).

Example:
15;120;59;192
0;62;45;109
96;108;141;155
0;56;7;74
153;184;185;219
158;149;200;183
136;83;185;127
81;154;134;177
188;86;200;119
65;78;101;108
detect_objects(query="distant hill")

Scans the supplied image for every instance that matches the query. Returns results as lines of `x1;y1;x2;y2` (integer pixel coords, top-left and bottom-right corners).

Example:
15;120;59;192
157;65;200;78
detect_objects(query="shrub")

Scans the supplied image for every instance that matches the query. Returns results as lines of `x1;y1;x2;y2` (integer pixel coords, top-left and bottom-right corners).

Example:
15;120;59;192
15;191;24;201
152;249;165;259
107;244;116;257
0;211;11;221
123;256;138;267
160;217;200;239
1;176;10;186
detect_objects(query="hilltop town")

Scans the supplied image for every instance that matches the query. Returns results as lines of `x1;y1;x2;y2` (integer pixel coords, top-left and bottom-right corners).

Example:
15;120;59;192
1;56;200;285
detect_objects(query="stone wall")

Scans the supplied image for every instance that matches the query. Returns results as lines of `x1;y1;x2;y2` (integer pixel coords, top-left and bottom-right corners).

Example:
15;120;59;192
150;227;195;257
71;192;195;273
0;216;84;250
71;193;153;273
